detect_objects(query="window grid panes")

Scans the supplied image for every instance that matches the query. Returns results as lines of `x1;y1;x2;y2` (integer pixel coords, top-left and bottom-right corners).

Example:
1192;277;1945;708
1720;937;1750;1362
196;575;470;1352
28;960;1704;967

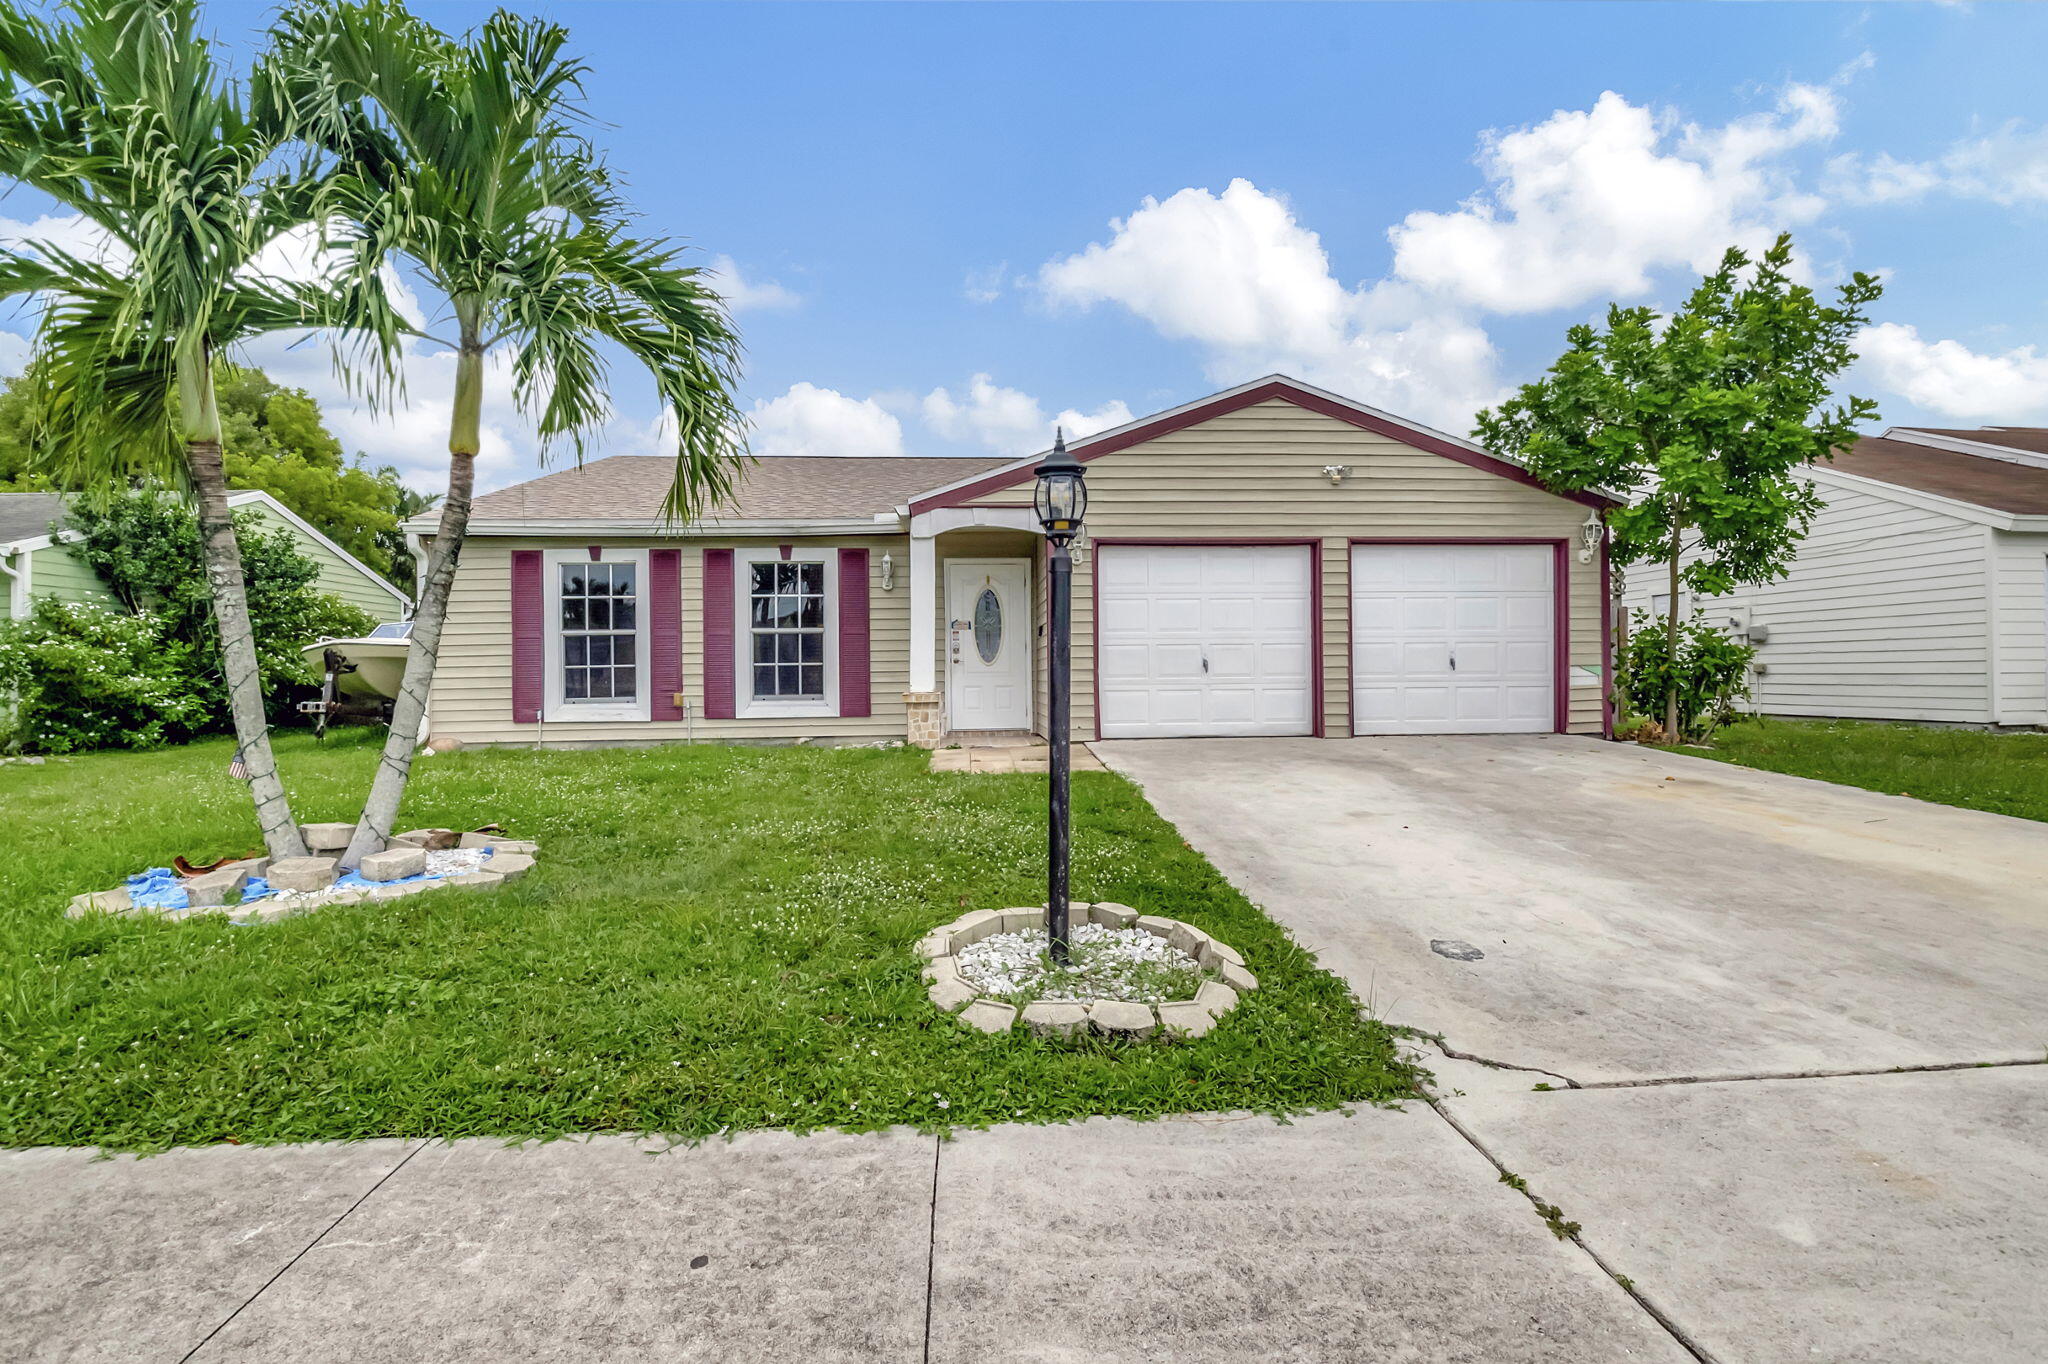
561;561;638;702
749;560;826;698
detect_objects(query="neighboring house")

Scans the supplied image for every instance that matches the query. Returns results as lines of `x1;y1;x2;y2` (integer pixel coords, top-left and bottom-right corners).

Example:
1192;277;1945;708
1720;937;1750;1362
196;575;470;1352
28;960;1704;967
0;489;410;623
408;375;1616;749
1620;425;2048;729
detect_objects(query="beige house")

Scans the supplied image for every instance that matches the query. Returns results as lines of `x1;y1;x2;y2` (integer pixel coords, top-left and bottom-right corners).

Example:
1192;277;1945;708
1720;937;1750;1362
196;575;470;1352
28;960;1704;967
409;376;1616;748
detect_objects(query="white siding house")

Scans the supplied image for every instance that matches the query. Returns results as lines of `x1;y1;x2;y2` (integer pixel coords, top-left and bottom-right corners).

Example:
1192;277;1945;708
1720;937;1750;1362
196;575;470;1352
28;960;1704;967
1622;426;2048;728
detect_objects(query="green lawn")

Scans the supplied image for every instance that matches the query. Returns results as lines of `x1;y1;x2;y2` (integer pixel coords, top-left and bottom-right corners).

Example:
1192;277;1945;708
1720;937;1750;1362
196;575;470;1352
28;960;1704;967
0;731;1413;1150
1692;717;2048;823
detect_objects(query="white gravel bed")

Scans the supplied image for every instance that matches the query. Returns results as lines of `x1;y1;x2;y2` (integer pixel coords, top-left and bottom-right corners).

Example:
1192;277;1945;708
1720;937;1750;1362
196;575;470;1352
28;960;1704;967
956;923;1209;1004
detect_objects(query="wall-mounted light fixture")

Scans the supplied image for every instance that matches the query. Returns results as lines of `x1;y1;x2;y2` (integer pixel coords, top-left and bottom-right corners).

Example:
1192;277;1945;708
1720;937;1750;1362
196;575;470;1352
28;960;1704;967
880;551;894;591
1577;510;1603;564
1323;464;1351;486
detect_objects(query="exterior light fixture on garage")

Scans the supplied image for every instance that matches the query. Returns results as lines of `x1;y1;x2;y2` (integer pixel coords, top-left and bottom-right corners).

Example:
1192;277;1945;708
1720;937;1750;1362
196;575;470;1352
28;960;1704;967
1323;464;1351;486
1578;510;1603;564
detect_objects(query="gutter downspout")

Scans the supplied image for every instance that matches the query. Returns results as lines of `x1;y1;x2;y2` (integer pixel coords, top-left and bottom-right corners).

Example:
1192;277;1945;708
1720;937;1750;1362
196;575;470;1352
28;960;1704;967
0;545;25;620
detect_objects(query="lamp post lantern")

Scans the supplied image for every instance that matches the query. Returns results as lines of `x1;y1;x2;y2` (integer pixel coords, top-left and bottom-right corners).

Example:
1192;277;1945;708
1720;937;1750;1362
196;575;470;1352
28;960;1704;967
1034;429;1088;964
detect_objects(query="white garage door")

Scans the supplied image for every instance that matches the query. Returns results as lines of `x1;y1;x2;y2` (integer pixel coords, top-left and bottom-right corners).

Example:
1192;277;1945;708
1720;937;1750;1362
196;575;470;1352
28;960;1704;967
1351;544;1555;734
1098;544;1314;738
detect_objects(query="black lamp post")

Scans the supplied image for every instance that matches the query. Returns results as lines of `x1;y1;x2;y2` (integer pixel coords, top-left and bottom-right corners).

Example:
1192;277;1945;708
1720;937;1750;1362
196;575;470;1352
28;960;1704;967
1034;429;1088;965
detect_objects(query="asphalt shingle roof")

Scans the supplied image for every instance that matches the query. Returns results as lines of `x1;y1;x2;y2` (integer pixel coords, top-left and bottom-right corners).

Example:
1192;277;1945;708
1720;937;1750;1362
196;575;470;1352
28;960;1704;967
0;492;67;546
1828;437;2048;516
1897;427;2048;458
467;454;1014;523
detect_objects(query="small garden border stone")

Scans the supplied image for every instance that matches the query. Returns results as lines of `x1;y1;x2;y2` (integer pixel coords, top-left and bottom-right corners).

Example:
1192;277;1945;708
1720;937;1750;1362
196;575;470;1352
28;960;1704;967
64;823;541;925
919;902;1258;1037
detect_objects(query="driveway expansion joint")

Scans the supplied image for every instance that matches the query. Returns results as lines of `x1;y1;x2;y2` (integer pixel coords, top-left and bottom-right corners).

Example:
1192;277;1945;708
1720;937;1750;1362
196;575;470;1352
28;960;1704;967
1570;1055;2048;1091
1419;1088;1721;1364
1418;1033;1584;1089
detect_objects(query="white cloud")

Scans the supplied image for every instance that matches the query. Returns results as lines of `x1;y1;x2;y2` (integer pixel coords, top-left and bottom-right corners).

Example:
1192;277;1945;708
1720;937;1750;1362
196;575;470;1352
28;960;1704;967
1038;179;1504;430
747;381;906;458
962;263;1008;304
1828;121;2048;206
921;372;1130;456
1856;323;2048;422
1387;85;1839;314
706;254;800;312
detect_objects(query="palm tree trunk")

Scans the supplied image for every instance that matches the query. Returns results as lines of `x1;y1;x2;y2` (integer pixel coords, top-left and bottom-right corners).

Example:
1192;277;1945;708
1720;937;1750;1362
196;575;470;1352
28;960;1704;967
339;327;483;868
187;436;309;860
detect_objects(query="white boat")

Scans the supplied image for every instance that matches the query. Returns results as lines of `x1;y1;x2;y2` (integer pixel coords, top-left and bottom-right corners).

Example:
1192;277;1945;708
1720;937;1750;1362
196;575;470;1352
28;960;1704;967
299;622;413;736
303;620;413;700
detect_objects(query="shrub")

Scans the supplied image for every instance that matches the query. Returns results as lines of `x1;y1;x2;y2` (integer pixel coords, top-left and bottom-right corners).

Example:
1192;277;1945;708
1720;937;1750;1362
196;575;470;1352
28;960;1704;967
0;492;382;753
1616;610;1755;743
0;599;211;753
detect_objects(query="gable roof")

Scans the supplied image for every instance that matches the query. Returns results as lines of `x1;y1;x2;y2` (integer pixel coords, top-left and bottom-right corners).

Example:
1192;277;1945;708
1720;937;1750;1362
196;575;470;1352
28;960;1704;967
1894;427;2048;460
463;454;1012;527
0;488;408;607
1825;435;2048;517
906;374;1617;514
0;492;66;547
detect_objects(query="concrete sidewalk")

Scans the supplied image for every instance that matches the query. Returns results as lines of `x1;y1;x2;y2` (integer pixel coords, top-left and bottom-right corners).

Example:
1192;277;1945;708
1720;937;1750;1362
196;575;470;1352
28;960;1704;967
3;1110;1688;1364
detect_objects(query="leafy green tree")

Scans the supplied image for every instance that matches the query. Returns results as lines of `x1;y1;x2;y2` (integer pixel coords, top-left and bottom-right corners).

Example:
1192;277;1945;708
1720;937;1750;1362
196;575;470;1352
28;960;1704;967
0;368;55;490
1615;609;1756;743
0;0;402;857
215;365;408;578
265;0;747;867
64;489;378;712
1474;234;1882;739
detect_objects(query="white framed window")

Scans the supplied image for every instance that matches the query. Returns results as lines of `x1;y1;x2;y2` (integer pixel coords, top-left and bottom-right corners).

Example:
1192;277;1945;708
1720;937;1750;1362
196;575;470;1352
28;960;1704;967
736;547;837;718
543;548;650;722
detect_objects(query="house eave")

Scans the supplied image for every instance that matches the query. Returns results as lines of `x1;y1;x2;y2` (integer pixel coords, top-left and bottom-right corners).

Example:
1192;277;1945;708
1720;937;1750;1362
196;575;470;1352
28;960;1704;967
411;513;907;539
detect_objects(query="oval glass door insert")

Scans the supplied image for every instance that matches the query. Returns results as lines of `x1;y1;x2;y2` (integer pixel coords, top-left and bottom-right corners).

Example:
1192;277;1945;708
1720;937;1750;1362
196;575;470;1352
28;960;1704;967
973;587;1002;663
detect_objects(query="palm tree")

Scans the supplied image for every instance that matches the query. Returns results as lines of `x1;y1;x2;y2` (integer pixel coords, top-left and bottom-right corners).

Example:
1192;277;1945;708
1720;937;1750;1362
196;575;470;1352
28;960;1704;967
0;0;402;859
263;0;747;869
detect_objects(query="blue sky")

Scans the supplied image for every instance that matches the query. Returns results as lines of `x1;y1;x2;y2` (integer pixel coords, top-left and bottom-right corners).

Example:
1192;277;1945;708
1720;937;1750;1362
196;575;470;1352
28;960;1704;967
4;1;2047;491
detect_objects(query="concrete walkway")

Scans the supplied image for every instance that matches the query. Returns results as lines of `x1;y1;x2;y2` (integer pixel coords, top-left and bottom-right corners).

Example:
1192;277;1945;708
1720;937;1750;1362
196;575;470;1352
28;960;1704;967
1095;734;2048;1364
5;1111;1688;1363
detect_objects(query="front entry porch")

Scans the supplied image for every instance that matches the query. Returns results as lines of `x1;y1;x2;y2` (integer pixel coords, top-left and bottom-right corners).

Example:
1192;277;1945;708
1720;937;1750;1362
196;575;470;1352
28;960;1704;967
905;507;1045;747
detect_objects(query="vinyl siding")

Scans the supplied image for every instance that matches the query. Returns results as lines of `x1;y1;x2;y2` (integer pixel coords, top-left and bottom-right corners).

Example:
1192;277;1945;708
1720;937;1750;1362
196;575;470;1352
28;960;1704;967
235;502;407;622
428;534;911;746
1991;530;2048;726
1621;474;1997;724
24;543;115;608
953;398;1604;737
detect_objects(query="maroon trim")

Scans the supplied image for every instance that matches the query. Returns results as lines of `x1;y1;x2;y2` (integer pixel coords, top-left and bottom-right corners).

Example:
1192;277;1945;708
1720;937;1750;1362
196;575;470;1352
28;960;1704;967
910;378;1617;514
510;550;543;724
1598;529;1614;740
837;547;872;717
1346;538;1572;736
778;543;792;561
1088;538;1324;741
1553;541;1572;735
702;548;735;720
587;545;602;561
650;549;683;721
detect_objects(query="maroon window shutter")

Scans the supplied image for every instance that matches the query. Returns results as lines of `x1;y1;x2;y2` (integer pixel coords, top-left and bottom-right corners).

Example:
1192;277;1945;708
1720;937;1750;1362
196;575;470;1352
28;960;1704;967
702;548;736;719
838;548;872;717
650;549;683;721
510;550;544;723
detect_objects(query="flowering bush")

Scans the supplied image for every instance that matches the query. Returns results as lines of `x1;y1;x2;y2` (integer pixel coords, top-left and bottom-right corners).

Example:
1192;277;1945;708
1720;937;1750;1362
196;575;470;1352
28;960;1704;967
0;600;211;753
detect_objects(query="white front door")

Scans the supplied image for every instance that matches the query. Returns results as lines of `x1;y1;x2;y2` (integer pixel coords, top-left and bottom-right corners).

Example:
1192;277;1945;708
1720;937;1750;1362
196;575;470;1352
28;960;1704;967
945;558;1032;731
1350;543;1556;734
1096;544;1315;738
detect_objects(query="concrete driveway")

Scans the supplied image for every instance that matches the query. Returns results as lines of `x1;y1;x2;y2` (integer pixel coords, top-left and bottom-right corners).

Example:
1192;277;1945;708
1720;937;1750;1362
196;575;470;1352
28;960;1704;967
1094;735;2048;1083
1095;734;2048;1364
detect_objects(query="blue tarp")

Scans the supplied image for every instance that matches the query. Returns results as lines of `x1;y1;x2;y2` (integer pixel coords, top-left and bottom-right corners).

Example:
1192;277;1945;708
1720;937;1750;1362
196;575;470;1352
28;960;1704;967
124;846;494;912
